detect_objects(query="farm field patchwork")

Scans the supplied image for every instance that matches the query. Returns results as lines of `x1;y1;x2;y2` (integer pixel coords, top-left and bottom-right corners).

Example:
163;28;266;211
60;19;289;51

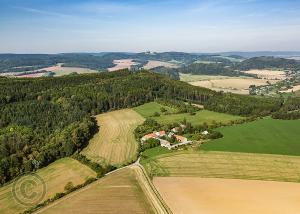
154;177;300;214
14;63;100;77
142;150;300;182
143;60;179;70
40;63;99;76
189;78;278;94
0;158;96;214
179;73;235;82
37;168;155;214
134;102;243;126
81;109;145;166
242;69;286;80
202;118;300;156
107;59;138;71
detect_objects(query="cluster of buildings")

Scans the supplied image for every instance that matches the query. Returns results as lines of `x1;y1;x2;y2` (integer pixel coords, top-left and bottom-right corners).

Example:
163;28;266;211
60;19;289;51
141;128;193;150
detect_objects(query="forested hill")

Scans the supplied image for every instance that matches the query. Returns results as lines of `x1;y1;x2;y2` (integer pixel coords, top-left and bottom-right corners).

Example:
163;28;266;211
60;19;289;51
238;56;300;71
0;71;212;184
1;53;300;78
0;70;282;185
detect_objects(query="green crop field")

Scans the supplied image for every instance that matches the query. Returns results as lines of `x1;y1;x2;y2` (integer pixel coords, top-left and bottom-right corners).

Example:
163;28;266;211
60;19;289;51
133;102;176;118
134;102;243;126
141;150;300;183
0;158;96;214
201;118;300;156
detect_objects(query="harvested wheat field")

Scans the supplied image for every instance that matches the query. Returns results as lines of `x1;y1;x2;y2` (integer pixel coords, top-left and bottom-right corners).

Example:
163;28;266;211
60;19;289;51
37;168;155;214
142;151;300;182
179;73;231;82
39;63;98;76
143;60;178;70
108;59;138;71
154;177;300;214
242;69;286;80
81;109;145;166
190;78;278;94
0;158;96;214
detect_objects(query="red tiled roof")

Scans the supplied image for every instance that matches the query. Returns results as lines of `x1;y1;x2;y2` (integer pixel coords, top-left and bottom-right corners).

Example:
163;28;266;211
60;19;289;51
174;135;186;142
159;131;166;135
143;133;157;139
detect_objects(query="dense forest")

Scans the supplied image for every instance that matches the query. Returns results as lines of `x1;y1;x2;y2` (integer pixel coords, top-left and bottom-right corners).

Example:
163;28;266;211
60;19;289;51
0;54;115;73
0;71;213;184
177;63;240;76
238;56;300;71
272;97;300;119
204;93;283;116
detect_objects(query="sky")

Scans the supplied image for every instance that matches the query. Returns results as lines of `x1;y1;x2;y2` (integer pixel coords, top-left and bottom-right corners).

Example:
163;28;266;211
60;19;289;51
0;0;300;53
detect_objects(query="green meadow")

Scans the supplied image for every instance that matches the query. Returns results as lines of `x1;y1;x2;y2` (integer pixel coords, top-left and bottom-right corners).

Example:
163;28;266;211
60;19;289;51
202;118;300;156
134;102;243;126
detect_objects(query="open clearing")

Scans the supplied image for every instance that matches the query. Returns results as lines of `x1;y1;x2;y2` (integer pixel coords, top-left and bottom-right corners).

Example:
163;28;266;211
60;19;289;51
0;158;96;214
142;150;300;182
154;177;300;214
14;63;99;77
133;102;177;118
39;63;99;76
189;78;278;94
143;60;179;70
134;102;243;126
202;118;300;156
242;69;286;80
107;59;138;71
179;73;234;82
81;109;145;166
37;168;155;214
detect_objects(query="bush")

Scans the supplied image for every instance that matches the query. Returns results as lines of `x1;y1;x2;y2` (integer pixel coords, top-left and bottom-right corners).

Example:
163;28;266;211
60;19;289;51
64;181;74;192
153;112;160;117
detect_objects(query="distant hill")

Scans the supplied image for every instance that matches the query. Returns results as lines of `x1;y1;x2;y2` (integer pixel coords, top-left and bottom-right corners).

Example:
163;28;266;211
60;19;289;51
219;51;300;58
238;56;300;71
1;52;300;77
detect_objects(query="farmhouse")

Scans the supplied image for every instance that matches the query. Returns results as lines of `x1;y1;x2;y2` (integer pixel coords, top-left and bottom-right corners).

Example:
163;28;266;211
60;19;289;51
141;130;192;150
174;135;188;143
141;133;157;142
141;131;166;142
202;130;209;135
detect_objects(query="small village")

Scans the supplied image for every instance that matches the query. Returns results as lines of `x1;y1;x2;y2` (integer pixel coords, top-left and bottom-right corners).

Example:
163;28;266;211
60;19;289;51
141;124;209;150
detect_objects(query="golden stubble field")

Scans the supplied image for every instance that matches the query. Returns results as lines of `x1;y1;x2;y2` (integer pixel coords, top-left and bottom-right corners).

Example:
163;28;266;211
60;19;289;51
143;60;179;70
107;59;138;71
37;168;155;214
154;177;300;214
0;158;96;214
189;78;278;94
143;151;300;182
242;69;286;80
81;109;145;166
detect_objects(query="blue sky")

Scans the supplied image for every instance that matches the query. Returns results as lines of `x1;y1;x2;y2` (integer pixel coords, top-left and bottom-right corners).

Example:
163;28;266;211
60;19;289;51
0;0;300;53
